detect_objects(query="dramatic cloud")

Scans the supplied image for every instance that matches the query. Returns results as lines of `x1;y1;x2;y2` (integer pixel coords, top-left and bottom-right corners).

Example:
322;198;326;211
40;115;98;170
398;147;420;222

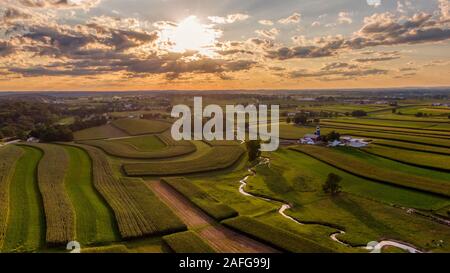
278;12;301;24
16;0;101;9
208;13;249;24
267;11;450;60
288;62;388;80
0;0;448;88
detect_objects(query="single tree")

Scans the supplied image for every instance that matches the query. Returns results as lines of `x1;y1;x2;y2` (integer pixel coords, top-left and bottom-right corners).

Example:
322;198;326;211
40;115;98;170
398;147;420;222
293;113;308;125
322;173;342;196
246;140;261;162
325;131;340;142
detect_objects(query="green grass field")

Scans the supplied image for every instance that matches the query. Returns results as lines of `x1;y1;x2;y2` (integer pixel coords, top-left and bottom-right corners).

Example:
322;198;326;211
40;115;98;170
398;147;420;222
362;144;450;171
162;177;238;221
62;145;119;245
162;231;216;253
2;146;45;252
222;216;333;253
0;146;24;249
371;139;450;155
243;149;450;250
291;145;450;197
251;149;450;210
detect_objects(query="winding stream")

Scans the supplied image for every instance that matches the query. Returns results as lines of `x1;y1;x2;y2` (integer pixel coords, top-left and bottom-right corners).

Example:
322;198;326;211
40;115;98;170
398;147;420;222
238;158;423;253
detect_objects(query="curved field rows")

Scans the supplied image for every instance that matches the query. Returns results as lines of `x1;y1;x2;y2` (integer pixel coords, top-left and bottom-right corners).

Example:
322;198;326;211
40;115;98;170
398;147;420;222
0;146;24;249
123;146;245;176
26;144;75;245
111;119;172;135
147;181;277;253
290;145;450;197
78;133;196;159
2;146;45;252
74;124;129;141
72;144;186;239
62;146;119;245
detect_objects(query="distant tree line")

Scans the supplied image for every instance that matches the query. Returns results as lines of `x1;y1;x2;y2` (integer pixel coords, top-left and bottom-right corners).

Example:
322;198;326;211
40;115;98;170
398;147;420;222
0;99;110;142
70;116;107;131
29;125;74;142
0;101;60;138
350;110;368;117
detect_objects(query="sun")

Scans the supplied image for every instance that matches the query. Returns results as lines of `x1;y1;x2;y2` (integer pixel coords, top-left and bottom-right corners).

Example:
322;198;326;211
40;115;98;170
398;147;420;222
159;16;221;56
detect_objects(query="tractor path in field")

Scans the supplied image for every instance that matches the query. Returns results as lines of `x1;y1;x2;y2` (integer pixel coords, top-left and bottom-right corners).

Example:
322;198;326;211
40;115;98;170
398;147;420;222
147;181;278;253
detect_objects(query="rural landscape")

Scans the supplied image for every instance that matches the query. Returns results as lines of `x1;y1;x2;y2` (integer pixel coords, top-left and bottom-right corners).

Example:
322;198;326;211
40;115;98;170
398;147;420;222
0;0;449;257
0;89;449;253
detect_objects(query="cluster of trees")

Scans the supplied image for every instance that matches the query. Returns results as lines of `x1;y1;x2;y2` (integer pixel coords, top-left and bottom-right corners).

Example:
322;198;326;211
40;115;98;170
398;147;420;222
29;125;73;142
415;112;432;118
321;131;341;142
0;99;112;142
286;111;338;125
70;116;107;131
351;110;368;117
0;101;60;138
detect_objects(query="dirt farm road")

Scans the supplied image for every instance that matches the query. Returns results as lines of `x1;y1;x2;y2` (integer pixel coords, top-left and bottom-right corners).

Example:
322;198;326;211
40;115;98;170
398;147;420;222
146;180;278;253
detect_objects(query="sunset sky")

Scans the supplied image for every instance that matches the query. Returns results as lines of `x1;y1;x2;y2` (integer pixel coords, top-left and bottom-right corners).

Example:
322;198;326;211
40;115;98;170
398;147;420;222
0;0;449;91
